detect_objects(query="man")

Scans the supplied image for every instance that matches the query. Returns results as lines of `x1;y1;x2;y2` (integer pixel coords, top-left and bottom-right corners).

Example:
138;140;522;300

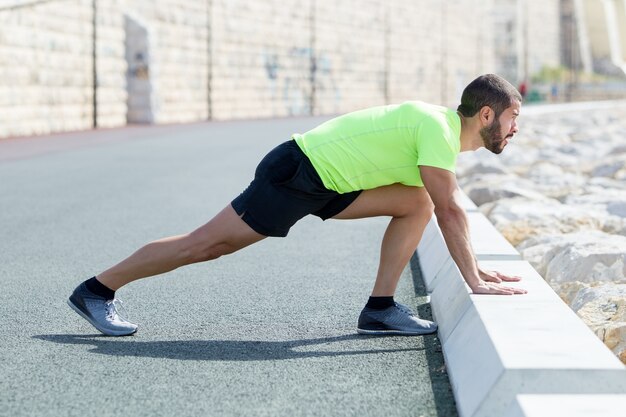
68;73;527;337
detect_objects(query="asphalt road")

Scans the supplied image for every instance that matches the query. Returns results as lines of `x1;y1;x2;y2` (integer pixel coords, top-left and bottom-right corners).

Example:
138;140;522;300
0;118;457;417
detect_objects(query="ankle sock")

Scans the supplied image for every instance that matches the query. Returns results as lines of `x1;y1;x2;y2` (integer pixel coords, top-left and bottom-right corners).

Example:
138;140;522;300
366;296;395;310
84;276;115;300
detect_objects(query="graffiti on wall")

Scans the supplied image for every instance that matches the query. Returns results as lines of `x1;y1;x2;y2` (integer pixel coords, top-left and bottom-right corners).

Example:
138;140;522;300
263;47;340;116
313;51;341;113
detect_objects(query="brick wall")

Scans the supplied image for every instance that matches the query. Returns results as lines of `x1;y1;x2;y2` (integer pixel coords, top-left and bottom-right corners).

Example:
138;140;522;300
0;0;93;137
526;0;561;75
210;0;312;119
0;0;499;138
491;0;561;84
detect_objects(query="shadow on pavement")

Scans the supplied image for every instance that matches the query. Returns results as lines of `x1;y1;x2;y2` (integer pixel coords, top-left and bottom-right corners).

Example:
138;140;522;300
33;333;423;361
410;252;460;417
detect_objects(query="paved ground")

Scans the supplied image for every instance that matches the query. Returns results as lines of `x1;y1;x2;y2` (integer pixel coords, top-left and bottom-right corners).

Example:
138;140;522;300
0;118;458;417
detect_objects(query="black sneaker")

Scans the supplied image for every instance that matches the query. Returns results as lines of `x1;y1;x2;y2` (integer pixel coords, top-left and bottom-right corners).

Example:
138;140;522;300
357;302;438;335
68;282;138;336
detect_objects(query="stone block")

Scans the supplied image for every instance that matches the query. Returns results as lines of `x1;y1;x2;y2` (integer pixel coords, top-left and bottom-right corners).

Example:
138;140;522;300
467;211;521;261
508;394;626;417
440;259;626;417
415;218;451;291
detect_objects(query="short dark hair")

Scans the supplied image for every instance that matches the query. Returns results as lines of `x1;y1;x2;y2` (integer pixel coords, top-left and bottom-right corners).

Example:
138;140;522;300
457;74;522;118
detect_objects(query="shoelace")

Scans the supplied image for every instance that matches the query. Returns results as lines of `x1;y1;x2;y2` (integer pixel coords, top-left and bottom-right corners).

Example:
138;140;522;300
394;303;416;316
104;299;129;322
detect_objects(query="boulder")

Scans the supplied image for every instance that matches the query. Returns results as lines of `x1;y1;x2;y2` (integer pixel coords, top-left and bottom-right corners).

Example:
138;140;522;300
565;189;626;209
592;157;626;178
517;233;584;276
545;235;626;285
461;176;546;207
585;177;626;193
455;159;509;177
571;284;626;363
610;144;626;154
516;231;626;286
528;172;586;199
480;198;607;245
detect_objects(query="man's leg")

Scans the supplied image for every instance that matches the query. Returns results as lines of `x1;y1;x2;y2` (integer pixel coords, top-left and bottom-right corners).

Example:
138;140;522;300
68;204;265;336
97;204;266;290
333;183;434;297
332;184;437;335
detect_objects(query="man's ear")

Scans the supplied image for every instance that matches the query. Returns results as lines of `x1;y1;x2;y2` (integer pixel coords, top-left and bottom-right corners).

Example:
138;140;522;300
479;106;494;125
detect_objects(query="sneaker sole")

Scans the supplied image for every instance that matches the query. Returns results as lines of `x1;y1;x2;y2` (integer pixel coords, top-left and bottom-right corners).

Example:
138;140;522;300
357;327;438;336
67;299;137;337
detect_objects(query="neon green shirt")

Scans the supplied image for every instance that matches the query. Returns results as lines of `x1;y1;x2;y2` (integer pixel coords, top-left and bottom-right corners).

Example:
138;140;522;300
292;101;461;193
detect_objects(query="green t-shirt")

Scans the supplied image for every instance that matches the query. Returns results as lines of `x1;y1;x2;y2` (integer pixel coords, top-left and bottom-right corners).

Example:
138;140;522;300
292;101;461;193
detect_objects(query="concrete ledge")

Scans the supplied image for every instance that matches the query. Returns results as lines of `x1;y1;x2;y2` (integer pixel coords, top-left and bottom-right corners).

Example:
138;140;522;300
414;194;626;417
509;394;626;417
456;188;478;212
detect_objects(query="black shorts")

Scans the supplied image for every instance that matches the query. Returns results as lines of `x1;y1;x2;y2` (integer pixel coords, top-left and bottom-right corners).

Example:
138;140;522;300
231;140;362;237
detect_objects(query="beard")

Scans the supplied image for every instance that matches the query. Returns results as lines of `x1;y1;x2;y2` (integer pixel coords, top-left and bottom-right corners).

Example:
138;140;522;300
480;118;509;154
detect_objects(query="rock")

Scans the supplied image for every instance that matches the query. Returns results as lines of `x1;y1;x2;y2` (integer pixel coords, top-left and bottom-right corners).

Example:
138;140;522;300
608;201;626;218
571;283;626;311
456;149;508;177
480;198;607;245
517;231;626;286
585;177;626;193
517;232;606;276
537;148;586;170
565;189;626;207
498;143;540;173
616;169;626;182
590;154;626;178
563;190;626;228
530;172;586;199
459;161;509;176
462;176;546;206
523;161;565;178
571;284;626;364
610;144;626;154
554;281;592;305
545;236;626;285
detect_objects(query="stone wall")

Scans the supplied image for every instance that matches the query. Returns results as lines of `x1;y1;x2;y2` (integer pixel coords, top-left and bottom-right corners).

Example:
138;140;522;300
210;0;313;119
492;0;561;84
0;0;93;137
97;0;209;126
526;0;561;75
0;0;496;138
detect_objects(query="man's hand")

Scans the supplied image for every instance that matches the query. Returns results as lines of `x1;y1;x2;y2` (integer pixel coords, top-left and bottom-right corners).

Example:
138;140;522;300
470;279;527;295
479;268;522;283
472;269;527;295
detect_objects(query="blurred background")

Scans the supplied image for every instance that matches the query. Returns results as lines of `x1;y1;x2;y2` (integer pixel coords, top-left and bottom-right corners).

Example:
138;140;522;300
0;0;625;139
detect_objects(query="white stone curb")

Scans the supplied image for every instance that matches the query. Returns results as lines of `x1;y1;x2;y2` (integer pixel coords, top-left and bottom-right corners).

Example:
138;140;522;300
414;192;626;417
509;394;626;417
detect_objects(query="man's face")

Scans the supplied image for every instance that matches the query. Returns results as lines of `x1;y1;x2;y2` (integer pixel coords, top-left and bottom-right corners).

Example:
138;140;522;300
480;101;521;154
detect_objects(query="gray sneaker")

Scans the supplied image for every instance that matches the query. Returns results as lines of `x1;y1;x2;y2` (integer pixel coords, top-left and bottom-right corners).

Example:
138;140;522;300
68;282;138;336
357;302;438;335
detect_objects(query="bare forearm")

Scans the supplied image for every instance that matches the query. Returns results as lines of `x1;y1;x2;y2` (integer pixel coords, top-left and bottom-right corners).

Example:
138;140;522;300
435;208;481;289
420;167;525;295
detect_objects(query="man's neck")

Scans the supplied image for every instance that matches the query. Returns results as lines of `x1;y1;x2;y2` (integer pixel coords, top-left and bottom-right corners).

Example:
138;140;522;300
458;112;482;152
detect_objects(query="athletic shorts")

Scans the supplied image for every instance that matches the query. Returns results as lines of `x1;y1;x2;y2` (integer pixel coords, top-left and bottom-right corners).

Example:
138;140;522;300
231;140;362;237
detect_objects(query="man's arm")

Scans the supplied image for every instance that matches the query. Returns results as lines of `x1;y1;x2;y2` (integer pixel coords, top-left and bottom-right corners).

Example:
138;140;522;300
419;165;526;295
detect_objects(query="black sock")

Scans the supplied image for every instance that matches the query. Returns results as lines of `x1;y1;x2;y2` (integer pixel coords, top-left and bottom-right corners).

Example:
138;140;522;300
84;276;115;300
365;296;395;310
